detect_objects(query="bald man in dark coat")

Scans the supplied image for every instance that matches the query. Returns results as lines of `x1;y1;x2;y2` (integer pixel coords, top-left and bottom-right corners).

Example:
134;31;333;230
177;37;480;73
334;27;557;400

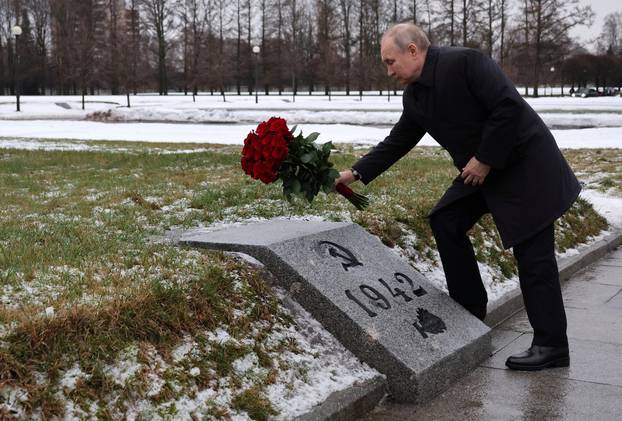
337;23;580;371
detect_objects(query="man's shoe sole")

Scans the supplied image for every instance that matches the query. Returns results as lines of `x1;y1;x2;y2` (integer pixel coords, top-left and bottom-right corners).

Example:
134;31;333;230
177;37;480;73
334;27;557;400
505;356;570;371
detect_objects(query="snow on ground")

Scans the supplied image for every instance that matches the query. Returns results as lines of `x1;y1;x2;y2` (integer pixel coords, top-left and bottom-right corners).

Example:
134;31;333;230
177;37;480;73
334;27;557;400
1;93;621;147
1;94;622;127
2;121;622;149
579;189;622;229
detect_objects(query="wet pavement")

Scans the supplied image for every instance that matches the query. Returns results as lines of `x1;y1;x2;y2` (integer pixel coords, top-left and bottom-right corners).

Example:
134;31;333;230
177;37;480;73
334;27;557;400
364;246;622;420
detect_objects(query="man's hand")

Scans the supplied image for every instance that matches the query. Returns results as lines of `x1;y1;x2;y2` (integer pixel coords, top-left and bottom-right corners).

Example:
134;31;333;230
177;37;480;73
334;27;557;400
461;157;491;186
335;169;357;187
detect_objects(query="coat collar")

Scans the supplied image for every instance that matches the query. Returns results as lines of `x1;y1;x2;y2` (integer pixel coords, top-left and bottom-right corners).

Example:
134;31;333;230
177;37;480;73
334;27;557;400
414;46;438;87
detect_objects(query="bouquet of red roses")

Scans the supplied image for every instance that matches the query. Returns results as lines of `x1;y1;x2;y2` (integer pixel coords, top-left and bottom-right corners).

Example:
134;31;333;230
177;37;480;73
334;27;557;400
241;116;369;210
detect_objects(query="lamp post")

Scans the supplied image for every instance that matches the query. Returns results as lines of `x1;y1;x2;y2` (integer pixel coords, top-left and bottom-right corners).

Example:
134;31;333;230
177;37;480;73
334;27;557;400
550;66;555;97
11;25;22;112
252;45;260;104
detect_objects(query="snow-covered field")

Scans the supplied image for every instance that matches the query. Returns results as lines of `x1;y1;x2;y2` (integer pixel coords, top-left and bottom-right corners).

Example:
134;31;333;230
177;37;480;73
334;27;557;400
1;94;622;147
1;93;621;419
3;121;622;149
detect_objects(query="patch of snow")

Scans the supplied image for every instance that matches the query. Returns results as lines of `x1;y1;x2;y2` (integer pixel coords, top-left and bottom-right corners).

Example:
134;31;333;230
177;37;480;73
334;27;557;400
580;189;622;228
104;346;141;386
266;291;380;419
60;364;85;391
232;353;259;375
172;335;197;362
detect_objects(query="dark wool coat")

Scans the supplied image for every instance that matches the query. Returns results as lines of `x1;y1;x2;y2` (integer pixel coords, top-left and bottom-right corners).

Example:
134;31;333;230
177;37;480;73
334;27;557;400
352;46;581;249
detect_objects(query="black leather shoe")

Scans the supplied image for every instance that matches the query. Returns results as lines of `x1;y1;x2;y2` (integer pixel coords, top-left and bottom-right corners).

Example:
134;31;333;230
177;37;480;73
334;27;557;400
505;345;569;371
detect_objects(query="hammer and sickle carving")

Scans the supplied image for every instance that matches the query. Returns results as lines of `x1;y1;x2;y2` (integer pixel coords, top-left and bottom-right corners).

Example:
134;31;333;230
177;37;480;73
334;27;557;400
318;241;363;271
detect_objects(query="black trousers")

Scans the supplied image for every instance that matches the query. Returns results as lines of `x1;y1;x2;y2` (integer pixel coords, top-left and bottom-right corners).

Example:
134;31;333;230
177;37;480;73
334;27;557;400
429;191;568;347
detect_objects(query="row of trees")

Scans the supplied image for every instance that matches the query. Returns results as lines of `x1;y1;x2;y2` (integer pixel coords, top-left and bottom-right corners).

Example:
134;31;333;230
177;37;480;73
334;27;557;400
0;0;621;98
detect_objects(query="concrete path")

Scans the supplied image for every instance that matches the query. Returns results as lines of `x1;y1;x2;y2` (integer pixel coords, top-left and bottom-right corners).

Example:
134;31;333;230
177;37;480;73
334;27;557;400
364;245;622;420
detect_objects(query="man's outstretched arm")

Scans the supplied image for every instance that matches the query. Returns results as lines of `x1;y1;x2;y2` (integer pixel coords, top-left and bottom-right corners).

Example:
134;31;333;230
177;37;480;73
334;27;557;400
338;95;426;186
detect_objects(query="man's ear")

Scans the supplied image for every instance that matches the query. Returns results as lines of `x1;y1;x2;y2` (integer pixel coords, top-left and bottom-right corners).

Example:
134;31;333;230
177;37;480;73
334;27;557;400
408;43;418;57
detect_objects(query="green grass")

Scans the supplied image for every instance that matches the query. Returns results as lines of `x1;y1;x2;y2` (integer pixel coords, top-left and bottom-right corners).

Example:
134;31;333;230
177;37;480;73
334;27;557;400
0;141;614;418
564;148;622;197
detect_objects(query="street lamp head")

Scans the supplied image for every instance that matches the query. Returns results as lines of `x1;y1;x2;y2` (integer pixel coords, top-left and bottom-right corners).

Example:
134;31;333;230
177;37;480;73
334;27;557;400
252;45;260;54
550;66;555;72
11;25;22;36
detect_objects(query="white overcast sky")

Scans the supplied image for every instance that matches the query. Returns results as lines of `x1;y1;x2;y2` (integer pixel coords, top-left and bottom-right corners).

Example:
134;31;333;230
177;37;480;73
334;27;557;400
569;0;622;51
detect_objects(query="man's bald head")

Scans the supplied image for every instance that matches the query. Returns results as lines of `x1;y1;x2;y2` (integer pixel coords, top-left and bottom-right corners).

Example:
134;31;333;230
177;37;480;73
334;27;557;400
382;23;430;52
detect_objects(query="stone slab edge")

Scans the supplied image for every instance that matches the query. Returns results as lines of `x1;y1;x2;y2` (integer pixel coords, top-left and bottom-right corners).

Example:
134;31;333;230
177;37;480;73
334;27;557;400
294;375;387;421
485;229;622;328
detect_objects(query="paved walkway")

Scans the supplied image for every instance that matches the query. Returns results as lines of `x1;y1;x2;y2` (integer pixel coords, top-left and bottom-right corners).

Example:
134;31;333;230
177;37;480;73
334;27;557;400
364;245;622;420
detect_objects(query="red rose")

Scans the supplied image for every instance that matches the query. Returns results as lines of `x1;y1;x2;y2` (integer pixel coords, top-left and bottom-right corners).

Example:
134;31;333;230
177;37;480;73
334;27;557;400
241;118;292;185
252;161;277;184
268;117;287;133
256;121;268;137
241;156;254;175
242;143;251;157
253;145;262;161
262;145;274;160
272;144;288;160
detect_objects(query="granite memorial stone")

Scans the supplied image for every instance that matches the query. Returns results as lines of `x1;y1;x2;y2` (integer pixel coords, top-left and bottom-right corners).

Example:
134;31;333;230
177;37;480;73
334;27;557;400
179;218;492;403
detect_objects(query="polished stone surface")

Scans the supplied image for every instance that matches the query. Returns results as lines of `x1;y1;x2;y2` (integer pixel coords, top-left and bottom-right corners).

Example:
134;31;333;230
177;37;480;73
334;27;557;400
364;247;622;420
561;279;621;309
602;245;622;263
499;305;622;345
364;367;622;420
180;219;491;403
573;263;622;286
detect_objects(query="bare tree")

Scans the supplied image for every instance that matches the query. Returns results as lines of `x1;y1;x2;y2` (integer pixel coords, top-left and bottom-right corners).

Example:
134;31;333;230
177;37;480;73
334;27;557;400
338;0;353;94
412;0;417;23
235;0;241;93
259;0;269;93
50;0;81;94
478;0;507;60
317;0;337;95
498;0;506;64
127;0;140;94
275;0;284;93
288;0;302;95
214;0;228;96
77;0;95;106
246;0;252;94
524;0;594;97
461;0;471;46
141;0;174;94
26;0;49;94
179;0;209;95
597;11;622;55
1;0;19;95
438;0;457;46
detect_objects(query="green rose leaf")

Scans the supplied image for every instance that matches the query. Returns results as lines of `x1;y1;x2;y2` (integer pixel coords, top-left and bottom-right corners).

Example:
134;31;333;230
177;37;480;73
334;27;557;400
306;132;320;142
300;153;312;163
291;179;301;193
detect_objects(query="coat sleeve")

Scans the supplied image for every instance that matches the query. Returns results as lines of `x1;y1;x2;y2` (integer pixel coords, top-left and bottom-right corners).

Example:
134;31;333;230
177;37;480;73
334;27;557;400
351;91;425;185
465;50;522;169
